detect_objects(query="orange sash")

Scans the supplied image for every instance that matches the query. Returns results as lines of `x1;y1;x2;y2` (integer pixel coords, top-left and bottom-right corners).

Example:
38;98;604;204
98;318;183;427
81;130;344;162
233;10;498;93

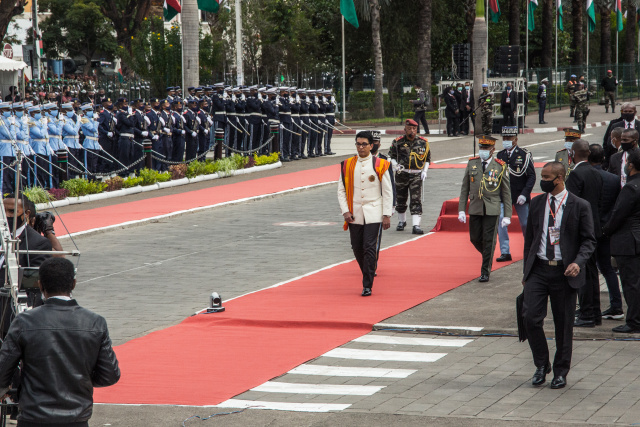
340;156;390;230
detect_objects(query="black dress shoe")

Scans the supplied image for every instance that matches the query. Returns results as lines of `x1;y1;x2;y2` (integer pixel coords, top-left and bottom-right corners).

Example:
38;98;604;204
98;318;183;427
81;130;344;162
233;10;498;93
308;154;316;158
361;288;372;296
574;318;595;328
412;225;424;235
496;254;512;262
612;324;640;333
478;275;490;282
532;363;551;386
595;317;602;326
550;376;567;389
300;155;308;159
327;151;336;155
396;221;406;231
282;158;291;162
291;156;300;160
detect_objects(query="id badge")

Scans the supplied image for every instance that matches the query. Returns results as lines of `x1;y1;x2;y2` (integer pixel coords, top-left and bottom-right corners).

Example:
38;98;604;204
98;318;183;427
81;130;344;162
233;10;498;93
506;97;511;103
549;226;560;245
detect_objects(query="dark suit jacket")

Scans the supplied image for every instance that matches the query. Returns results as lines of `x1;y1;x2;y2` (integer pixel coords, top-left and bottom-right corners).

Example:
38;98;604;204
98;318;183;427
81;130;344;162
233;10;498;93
500;90;517;112
593;165;621;225
444;94;458;115
1;226;52;286
566;162;603;238
496;146;536;204
602;173;640;256
602;117;624;170
609;147;640;177
523;193;596;289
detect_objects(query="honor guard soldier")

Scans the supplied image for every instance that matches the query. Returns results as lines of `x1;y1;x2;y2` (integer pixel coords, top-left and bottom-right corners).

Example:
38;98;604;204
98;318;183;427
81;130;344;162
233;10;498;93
246;86;262;153
198;98;212;157
479;84;493;135
60;103;82;178
566;75;578;119
184;99;200;162
171;99;186;162
43;103;62;188
97;98;116;173
556;128;583;176
572;82;594;133
0;102;18;194
388;119;430;234
27;105;51;187
316;91;327;155
298;89;310;158
537;78;548;124
458;135;512;282
264;88;280;154
147;98;162;170
80;103;100;175
158;99;173;168
115;98;135;177
289;87;301;160
323;89;336;155
224;87;237;156
132;99;149;173
307;90;319;156
234;87;247;152
278;87;293;161
495;126;536;262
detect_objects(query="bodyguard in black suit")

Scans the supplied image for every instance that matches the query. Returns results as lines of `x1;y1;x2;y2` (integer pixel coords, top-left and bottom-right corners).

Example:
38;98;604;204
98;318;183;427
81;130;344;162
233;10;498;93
501;83;518;126
444;87;459;137
603;151;640;333
604;103;639;170
609;129;640;185
522;162;596;389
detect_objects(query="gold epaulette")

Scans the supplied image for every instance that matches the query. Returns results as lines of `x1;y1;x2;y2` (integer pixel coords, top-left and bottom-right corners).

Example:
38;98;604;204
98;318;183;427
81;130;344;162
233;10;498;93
469;156;480;160
495;158;506;166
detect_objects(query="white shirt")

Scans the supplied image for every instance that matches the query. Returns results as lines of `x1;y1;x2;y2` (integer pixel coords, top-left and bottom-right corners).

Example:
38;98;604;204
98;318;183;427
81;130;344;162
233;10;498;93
573;160;587;169
621;151;628;187
537;188;568;261
625;120;635;129
48;296;72;301
337;154;393;225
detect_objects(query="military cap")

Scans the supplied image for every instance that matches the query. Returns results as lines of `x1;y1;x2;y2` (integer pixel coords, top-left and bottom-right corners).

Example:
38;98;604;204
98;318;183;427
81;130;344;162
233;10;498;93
149;98;159;103
133;98;143;103
198;97;208;103
101;97;112;103
242;87;250;93
405;119;418;127
297;88;306;94
289;86;297;91
371;130;381;141
224;86;232;91
478;135;497;146
171;99;182;105
481;84;489;88
60;103;74;110
187;98;197;104
23;102;33;109
266;88;277;95
265;85;273;89
12;103;23;109
188;86;195;91
80;103;93;111
307;89;316;93
571;74;577;78
116;97;127;103
42;103;56;110
563;128;583;139
195;87;203;91
541;78;549;83
233;87;241;92
258;87;266;93
0;102;11;109
27;105;41;113
175;86;181;90
213;82;224;88
249;85;258;90
501;126;518;137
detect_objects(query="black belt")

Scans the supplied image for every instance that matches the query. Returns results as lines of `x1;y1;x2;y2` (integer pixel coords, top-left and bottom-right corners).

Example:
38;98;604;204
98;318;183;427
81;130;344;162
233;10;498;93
536;257;563;267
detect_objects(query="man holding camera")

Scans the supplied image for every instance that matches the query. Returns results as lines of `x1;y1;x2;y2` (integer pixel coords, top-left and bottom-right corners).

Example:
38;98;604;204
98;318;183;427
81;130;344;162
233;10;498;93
0;258;120;426
410;84;430;135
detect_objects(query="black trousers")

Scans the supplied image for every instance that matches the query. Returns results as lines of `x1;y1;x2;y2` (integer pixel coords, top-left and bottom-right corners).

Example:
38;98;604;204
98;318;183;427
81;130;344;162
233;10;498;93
523;260;577;377
597;236;622;310
185;135;198;162
577;253;601;322
468;214;499;276
538;99;547;123
616;255;640;329
349;222;382;289
461;110;471;134
413;110;430;134
445;112;459;136
99;136;115;173
117;137;133;177
132;138;144;173
300;118;310;155
83;149;99;176
503;107;515;126
172;134;185;162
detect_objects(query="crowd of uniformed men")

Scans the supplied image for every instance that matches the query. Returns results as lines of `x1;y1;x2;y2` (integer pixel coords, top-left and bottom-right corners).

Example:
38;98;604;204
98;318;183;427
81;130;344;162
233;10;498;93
0;82;339;194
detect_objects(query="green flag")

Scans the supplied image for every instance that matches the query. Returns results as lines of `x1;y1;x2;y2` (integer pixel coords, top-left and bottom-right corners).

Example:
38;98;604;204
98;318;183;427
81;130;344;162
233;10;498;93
586;0;596;33
528;0;538;31
198;0;219;13
557;0;563;32
341;0;359;29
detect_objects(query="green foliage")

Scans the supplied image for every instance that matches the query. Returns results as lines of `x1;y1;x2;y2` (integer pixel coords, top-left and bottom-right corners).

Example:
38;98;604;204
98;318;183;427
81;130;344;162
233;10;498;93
22;187;52;204
186;160;217;178
215;157;237;177
60;178;107;197
122;176;143;188
230;154;248;170
138;168;171;186
253;152;280;166
104;176;124;192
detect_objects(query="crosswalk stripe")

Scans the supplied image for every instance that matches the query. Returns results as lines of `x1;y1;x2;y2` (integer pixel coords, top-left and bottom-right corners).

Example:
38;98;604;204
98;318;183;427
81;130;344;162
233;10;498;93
288;364;416;378
323;348;447;362
354;335;472;347
374;323;484;332
251;381;384;395
215;399;351;412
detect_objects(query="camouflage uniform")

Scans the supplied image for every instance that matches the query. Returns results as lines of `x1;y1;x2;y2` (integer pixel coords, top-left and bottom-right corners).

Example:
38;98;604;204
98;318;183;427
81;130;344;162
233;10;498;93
571;88;594;133
388;135;431;215
480;90;493;135
566;79;577;117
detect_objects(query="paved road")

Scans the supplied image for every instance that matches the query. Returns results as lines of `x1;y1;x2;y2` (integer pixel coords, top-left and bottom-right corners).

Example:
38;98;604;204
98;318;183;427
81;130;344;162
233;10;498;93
49;122;640;426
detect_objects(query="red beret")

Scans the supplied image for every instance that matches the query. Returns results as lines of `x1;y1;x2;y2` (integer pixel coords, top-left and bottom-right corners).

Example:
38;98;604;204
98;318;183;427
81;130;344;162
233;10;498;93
607;70;612;73
405;119;418;127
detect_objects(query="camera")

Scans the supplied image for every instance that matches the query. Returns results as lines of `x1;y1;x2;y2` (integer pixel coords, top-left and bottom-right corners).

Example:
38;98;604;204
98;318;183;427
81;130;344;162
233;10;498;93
33;211;55;235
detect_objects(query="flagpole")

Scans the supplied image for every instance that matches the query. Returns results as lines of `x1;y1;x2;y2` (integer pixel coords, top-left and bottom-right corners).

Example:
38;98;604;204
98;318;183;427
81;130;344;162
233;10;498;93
586;22;589;84
235;0;244;86
486;0;489;76
341;16;346;122
616;30;619;90
555;0;558;107
526;0;529;80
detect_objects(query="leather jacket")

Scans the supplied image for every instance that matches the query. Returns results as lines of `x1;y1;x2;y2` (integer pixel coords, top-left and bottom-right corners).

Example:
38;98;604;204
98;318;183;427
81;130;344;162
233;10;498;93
0;298;120;424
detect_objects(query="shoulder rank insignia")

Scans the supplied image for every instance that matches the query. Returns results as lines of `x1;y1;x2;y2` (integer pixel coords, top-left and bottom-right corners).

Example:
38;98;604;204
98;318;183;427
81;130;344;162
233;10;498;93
556;148;566;153
495;158;506;166
469;156;480;160
418;136;428;141
395;136;403;142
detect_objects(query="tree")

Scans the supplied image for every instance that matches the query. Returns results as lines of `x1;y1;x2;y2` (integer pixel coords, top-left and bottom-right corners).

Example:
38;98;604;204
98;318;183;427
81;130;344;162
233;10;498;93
624;1;637;66
508;0;520;46
598;1;612;65
0;0;25;43
40;0;117;74
541;0;553;68
416;0;433;107
473;0;487;131
571;0;584;65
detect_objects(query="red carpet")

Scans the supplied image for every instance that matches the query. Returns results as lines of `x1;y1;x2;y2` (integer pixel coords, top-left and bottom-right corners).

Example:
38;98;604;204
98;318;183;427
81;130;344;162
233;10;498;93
94;217;524;406
432;198;523;232
431;162;546;169
55;165;338;236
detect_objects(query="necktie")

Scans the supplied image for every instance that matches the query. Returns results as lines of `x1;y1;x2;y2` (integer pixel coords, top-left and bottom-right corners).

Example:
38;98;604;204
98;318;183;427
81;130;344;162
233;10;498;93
547;196;556;261
482;161;487;172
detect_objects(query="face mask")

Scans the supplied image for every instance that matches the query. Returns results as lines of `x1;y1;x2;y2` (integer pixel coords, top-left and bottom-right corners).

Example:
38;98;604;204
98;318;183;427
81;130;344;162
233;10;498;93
449;90;454;94
540;178;557;193
7;214;25;234
624;164;631;176
34;113;41;120
478;149;491;161
621;142;634;151
66;111;74;118
564;142;573;150
502;141;513;150
106;105;113;110
621;113;635;122
457;87;463;92
507;86;512;90
50;110;58;117
1;111;10;118
465;86;470;90
15;111;23;118
86;111;93;118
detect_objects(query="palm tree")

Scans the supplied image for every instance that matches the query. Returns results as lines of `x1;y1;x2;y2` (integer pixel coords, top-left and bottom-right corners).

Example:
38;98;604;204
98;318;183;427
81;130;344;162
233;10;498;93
571;0;584;65
541;0;554;68
356;0;390;119
598;1;613;66
509;0;520;46
416;0;433;108
472;0;487;131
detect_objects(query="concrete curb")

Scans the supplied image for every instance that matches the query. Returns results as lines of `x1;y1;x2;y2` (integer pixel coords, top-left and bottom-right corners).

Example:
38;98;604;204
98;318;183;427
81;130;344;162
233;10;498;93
36;162;283;211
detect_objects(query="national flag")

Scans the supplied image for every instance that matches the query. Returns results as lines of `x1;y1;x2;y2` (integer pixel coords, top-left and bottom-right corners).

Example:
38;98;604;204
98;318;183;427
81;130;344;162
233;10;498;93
341;0;359;28
489;0;501;23
615;0;624;32
164;0;181;21
557;0;564;31
117;68;124;83
198;0;220;13
528;0;538;31
587;0;596;33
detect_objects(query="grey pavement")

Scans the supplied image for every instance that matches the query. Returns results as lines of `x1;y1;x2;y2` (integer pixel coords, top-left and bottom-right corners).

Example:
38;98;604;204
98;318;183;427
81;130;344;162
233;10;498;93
52;122;640;426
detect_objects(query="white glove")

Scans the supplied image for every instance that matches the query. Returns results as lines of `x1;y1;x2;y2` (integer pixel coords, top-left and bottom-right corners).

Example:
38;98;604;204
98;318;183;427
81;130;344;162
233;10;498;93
196;116;202;124
112;118;117;124
458;211;466;224
207;118;213;125
141;131;149;137
191;131;197;137
280;124;284;129
152;134;159;140
159;117;166;126
107;131;113;137
181;130;186;135
390;159;399;172
144;116;151;126
516;195;526;205
501;217;511;228
204;129;209;135
163;127;170;133
421;163;429;181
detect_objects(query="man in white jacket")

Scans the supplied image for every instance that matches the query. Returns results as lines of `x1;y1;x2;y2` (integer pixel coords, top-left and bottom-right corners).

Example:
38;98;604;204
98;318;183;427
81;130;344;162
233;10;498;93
338;131;394;296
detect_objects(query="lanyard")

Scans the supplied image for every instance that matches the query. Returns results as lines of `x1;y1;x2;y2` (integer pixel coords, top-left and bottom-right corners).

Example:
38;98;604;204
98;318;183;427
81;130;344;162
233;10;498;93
547;193;568;225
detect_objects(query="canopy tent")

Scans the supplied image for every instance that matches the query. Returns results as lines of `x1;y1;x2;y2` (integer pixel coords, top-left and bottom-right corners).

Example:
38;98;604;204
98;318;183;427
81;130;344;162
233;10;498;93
0;56;27;102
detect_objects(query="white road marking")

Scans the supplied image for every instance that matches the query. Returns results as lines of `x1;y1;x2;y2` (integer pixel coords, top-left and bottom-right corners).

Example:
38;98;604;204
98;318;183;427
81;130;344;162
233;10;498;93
354;335;472;347
251;382;384;396
322;348;447;362
215;399;351;412
288;364;416;378
374;323;484;332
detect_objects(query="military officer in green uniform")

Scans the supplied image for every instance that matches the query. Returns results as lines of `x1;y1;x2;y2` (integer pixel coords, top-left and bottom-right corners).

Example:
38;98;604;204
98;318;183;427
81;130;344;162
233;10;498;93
571;82;594;133
479;84;493;135
555;128;583;177
458;136;512;282
389;119;431;235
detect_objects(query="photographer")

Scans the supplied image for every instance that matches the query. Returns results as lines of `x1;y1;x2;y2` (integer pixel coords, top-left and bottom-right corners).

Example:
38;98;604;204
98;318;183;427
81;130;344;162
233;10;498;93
410;84;430;135
0;258;120;427
21;198;63;256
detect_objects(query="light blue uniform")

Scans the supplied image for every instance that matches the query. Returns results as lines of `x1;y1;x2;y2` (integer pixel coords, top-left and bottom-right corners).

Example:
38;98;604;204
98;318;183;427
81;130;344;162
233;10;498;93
61;115;82;149
47;115;65;151
0;116;17;157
